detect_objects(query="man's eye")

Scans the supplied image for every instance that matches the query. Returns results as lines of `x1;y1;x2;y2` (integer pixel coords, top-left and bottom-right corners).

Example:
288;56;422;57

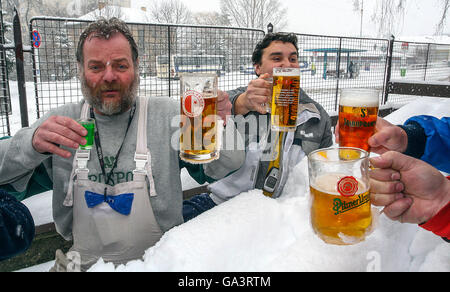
117;64;129;71
89;65;102;71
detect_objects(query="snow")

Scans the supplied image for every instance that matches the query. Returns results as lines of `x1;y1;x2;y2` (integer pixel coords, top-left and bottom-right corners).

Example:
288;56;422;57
397;35;450;45
89;95;450;272
9;81;450;272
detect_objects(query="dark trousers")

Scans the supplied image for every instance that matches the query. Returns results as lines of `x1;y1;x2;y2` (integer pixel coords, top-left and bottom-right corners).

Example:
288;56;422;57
183;193;217;222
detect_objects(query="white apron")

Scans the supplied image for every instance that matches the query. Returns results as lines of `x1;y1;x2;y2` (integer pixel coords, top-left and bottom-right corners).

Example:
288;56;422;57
63;96;162;271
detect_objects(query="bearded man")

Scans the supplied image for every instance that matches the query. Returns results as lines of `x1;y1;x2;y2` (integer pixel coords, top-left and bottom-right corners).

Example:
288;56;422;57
0;18;244;271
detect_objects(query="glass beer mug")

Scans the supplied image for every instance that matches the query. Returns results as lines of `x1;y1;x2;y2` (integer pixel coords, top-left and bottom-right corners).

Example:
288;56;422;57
338;88;379;152
180;73;220;164
308;147;373;245
270;67;300;132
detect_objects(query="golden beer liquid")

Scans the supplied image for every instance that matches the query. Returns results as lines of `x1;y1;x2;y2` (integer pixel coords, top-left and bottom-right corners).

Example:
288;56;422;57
310;173;372;245
339;105;378;152
271;75;300;132
180;96;218;162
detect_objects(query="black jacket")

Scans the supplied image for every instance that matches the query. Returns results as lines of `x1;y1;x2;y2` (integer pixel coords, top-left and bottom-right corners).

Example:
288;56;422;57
0;190;35;261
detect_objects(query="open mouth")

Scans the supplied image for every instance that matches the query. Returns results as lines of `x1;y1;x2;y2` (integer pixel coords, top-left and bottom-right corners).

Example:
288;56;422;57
102;90;120;97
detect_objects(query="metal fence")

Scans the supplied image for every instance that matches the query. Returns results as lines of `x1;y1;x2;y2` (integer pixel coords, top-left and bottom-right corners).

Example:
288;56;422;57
29;17;264;118
295;33;390;114
0;0;11;137
387;40;450;105
0;15;448;137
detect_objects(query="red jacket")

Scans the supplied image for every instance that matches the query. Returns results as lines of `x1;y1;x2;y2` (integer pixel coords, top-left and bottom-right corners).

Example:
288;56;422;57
419;177;450;242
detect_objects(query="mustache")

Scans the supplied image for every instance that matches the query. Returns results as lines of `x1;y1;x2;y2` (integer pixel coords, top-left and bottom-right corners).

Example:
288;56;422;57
94;83;123;93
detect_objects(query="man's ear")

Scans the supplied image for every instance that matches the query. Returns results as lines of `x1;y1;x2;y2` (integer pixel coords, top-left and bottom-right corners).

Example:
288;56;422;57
254;63;261;77
134;59;140;74
77;63;82;80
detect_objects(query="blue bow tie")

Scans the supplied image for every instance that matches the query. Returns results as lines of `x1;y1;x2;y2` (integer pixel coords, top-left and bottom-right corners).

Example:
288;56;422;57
84;191;134;216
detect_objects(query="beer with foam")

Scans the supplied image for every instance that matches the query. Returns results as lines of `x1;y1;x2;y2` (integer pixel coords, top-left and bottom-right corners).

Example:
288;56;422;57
308;147;373;245
271;68;300;132
338;89;379;152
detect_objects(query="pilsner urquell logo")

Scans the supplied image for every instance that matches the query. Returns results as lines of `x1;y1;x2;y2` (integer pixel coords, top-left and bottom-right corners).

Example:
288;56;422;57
333;193;370;215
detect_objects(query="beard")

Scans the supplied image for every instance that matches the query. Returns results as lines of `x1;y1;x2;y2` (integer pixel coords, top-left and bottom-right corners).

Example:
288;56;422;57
81;70;139;116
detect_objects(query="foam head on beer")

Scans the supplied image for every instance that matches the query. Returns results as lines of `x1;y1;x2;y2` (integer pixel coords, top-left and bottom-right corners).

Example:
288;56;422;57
339;89;379;108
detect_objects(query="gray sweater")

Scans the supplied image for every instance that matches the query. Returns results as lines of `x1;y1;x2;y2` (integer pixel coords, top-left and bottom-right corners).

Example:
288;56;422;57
0;97;244;240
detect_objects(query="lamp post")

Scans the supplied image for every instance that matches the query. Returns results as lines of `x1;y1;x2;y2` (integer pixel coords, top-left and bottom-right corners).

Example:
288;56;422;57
360;0;364;37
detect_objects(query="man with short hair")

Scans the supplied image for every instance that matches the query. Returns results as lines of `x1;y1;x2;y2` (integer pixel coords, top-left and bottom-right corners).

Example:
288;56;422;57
0;18;244;270
183;33;333;221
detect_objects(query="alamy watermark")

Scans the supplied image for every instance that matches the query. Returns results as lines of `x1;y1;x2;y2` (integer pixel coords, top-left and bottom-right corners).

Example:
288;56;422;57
171;114;287;162
366;250;381;272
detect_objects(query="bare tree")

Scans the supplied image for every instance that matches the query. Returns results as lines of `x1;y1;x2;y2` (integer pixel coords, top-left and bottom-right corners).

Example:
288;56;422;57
371;0;406;38
90;5;125;20
149;0;191;24
220;0;288;31
435;0;449;35
3;0;46;33
192;12;231;26
370;0;449;37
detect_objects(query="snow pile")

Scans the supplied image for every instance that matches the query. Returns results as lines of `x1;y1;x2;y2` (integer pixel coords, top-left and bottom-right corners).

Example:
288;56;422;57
16;95;450;272
88;159;449;272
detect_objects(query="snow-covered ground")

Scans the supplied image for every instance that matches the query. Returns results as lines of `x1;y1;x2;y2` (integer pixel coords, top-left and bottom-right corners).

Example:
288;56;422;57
12;93;449;272
87;96;450;272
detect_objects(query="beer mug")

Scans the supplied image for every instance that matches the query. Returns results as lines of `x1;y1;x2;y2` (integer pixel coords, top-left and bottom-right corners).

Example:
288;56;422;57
308;147;373;245
338;89;379;153
271;67;300;132
180;73;220;164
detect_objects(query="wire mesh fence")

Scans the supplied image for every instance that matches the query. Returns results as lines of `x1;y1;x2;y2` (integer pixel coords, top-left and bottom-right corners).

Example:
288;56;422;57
387;41;450;105
0;16;446;134
0;0;11;137
29;17;265;118
296;33;389;114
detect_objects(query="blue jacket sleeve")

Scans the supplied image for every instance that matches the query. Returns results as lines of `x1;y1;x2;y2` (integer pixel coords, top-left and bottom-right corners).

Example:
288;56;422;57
405;116;450;173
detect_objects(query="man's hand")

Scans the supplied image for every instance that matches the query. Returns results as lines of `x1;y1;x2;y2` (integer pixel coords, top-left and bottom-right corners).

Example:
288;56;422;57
368;118;408;154
370;151;450;224
335;117;408;154
32;116;88;158
217;90;232;125
234;73;272;115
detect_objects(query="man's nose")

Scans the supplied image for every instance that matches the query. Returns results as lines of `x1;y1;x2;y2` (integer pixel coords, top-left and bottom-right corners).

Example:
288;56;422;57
280;57;291;67
102;65;117;83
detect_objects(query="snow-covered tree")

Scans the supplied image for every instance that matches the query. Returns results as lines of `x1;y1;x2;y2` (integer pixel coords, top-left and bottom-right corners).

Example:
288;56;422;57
1;15;14;75
435;0;449;35
369;0;449;37
149;0;191;24
220;0;288;31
